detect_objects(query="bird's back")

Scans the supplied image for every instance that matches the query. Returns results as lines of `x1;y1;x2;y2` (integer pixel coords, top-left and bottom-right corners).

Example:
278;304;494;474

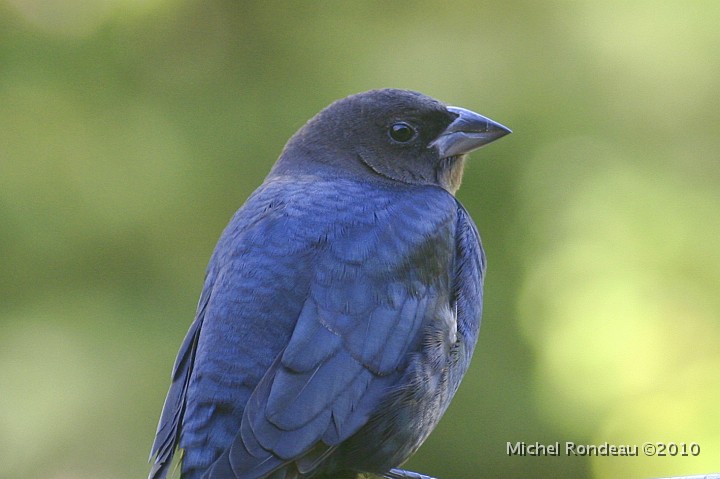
159;174;481;479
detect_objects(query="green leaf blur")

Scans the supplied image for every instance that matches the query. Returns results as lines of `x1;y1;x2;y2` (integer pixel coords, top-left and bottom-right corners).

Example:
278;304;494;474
1;1;718;478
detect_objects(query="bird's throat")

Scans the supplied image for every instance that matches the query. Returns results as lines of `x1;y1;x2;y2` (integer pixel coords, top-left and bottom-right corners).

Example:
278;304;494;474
437;156;466;195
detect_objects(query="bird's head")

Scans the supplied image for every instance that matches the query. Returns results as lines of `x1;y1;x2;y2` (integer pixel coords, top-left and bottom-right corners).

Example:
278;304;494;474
272;89;510;195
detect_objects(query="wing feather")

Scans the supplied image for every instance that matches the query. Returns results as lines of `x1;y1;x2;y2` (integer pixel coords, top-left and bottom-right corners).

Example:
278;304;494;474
148;289;210;479
207;189;459;478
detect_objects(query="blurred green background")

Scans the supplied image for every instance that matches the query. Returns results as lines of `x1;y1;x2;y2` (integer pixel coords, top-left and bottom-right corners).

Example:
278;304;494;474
1;1;719;478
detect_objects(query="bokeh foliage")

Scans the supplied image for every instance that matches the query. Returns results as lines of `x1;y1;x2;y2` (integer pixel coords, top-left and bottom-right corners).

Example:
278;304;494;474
1;1;718;478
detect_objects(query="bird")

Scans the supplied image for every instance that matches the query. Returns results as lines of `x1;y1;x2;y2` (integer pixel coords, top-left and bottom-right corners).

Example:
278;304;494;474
148;88;510;479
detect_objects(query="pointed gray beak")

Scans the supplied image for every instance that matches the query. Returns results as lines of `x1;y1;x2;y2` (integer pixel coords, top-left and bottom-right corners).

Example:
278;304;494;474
430;106;511;158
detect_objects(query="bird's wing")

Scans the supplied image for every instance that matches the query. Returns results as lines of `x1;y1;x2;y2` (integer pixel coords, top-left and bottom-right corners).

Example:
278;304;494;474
206;188;462;479
148;179;317;479
451;202;485;365
148;285;210;479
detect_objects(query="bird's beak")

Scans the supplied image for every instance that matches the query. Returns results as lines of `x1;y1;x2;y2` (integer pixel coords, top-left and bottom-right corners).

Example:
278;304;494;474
430;106;511;158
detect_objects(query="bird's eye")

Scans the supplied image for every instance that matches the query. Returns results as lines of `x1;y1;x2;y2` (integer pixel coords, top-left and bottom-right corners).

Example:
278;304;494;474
389;122;417;143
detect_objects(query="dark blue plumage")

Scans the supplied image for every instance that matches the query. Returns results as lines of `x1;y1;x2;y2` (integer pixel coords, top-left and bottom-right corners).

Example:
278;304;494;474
149;89;510;479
